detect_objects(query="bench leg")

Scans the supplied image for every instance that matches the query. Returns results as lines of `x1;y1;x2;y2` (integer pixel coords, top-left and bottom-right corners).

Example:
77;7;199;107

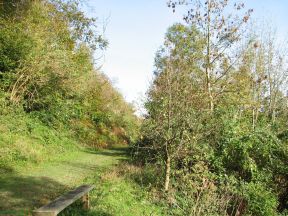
33;212;56;216
82;193;90;210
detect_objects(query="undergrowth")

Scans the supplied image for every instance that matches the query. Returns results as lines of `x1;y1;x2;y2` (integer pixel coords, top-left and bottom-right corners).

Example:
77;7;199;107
0;111;78;173
60;162;167;216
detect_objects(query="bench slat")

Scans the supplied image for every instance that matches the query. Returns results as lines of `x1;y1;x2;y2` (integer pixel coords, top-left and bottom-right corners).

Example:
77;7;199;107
33;185;94;216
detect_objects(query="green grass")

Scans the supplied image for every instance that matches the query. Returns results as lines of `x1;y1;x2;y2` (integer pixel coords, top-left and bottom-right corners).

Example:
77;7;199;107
0;147;165;215
0;113;78;173
61;166;165;216
0;112;165;215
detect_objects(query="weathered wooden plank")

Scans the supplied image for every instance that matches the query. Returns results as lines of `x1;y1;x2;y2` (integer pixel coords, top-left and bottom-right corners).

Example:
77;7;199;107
33;185;94;216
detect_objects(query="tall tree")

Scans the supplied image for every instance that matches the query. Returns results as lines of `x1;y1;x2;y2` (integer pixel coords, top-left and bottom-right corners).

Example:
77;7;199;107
168;0;253;111
143;24;205;192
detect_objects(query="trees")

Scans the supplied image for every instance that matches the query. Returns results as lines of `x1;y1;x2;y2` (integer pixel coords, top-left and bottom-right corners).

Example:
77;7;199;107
0;0;138;149
141;24;205;192
142;0;254;194
168;0;253;112
135;1;288;215
1;0;107;108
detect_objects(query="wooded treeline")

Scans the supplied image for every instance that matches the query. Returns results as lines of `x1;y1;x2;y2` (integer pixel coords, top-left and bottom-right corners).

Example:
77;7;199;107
134;0;288;215
0;0;138;168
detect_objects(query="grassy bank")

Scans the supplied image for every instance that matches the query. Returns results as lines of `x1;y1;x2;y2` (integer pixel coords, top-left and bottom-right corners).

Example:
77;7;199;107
0;112;79;173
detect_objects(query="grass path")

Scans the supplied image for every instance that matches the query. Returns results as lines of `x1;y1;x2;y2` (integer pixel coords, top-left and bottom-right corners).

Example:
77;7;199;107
0;147;126;213
0;148;165;216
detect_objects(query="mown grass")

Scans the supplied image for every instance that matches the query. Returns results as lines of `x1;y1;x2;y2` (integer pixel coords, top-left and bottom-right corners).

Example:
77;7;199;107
0;145;166;215
0;119;163;215
0;148;121;211
0;112;165;215
60;161;166;216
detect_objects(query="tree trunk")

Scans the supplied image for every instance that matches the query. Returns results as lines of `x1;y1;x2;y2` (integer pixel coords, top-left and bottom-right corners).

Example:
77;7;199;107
206;67;214;111
164;154;171;192
206;0;214;112
252;108;255;130
164;58;172;193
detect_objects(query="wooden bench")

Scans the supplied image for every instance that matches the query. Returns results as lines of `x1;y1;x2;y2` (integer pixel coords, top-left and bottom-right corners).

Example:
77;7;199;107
33;185;94;216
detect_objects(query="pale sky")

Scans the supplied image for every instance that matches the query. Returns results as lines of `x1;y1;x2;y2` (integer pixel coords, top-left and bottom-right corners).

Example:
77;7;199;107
82;1;288;111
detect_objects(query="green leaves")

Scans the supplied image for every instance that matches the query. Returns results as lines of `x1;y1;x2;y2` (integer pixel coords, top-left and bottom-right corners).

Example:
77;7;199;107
50;0;108;51
0;21;33;74
0;0;138;150
136;5;288;214
241;182;278;216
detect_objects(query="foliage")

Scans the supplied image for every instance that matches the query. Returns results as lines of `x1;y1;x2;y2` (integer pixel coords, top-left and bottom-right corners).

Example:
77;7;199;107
0;111;78;172
134;1;288;215
0;0;139;169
